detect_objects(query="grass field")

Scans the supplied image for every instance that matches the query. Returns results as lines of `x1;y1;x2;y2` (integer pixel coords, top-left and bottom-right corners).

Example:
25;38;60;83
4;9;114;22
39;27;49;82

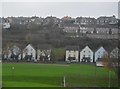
2;63;118;87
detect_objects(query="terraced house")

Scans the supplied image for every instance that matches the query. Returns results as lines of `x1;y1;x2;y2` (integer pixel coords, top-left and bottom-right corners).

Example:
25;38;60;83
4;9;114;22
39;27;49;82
110;47;119;59
95;46;108;62
37;45;52;62
22;44;36;61
63;24;79;33
10;45;21;61
65;46;79;62
80;46;93;63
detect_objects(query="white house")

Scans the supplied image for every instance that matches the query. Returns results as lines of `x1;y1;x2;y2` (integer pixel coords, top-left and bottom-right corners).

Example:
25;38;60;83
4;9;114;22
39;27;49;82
11;45;20;55
95;46;108;62
3;22;10;29
11;45;21;60
110;47;119;59
80;25;94;34
65;46;79;62
109;47;119;67
80;46;93;62
23;44;36;61
96;47;119;67
37;45;51;61
5;48;11;60
4;45;21;61
2;19;10;29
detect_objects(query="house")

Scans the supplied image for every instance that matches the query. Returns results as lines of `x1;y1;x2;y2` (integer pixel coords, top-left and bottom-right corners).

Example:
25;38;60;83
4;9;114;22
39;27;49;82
2;45;21;61
80;46;93;62
79;25;95;34
2;47;11;60
43;16;60;25
97;15;118;25
95;26;110;34
61;16;75;24
95;46;108;62
37;45;52;62
60;16;75;27
109;16;118;25
61;16;73;21
75;17;96;25
30;16;39;22
65;46;79;62
22;44;36;61
33;17;43;25
110;27;118;35
63;24;79;33
109;47;119;67
10;45;21;60
28;16;44;25
2;18;11;29
110;47;119;59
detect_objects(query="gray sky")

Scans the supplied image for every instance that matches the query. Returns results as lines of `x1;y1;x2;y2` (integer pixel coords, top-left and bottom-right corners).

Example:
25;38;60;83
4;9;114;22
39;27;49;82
1;2;118;18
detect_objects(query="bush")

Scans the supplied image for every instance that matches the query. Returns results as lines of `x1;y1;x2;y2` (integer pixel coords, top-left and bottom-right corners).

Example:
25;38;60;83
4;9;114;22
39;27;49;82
51;48;65;62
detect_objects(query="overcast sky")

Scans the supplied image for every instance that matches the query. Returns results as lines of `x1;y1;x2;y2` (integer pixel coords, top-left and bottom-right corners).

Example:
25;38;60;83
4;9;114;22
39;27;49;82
1;2;119;18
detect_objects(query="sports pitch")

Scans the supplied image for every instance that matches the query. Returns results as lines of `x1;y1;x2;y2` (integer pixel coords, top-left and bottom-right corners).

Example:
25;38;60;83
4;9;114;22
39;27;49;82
2;63;118;87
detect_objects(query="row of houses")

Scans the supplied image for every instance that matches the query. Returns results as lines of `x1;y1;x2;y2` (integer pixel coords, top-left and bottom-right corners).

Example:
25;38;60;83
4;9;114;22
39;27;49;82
66;46;119;63
1;15;118;28
2;44;51;62
1;44;119;64
1;16;118;38
1;15;118;25
75;15;118;25
63;24;118;35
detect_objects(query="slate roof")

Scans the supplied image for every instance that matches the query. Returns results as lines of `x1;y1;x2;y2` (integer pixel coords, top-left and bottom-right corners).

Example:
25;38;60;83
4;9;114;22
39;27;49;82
66;46;79;51
64;24;79;28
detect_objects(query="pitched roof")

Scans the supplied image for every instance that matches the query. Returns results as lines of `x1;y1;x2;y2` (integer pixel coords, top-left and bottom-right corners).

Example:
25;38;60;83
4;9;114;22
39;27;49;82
23;44;36;50
76;17;96;20
64;24;79;28
110;47;119;53
97;16;116;20
95;46;106;52
66;46;79;50
80;45;93;52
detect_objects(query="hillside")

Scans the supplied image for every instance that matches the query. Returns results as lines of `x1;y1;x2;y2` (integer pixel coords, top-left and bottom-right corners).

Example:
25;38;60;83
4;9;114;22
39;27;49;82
2;22;118;51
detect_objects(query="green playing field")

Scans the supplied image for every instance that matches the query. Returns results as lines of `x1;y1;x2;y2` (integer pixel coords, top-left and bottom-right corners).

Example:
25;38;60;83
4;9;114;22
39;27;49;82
2;63;118;87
